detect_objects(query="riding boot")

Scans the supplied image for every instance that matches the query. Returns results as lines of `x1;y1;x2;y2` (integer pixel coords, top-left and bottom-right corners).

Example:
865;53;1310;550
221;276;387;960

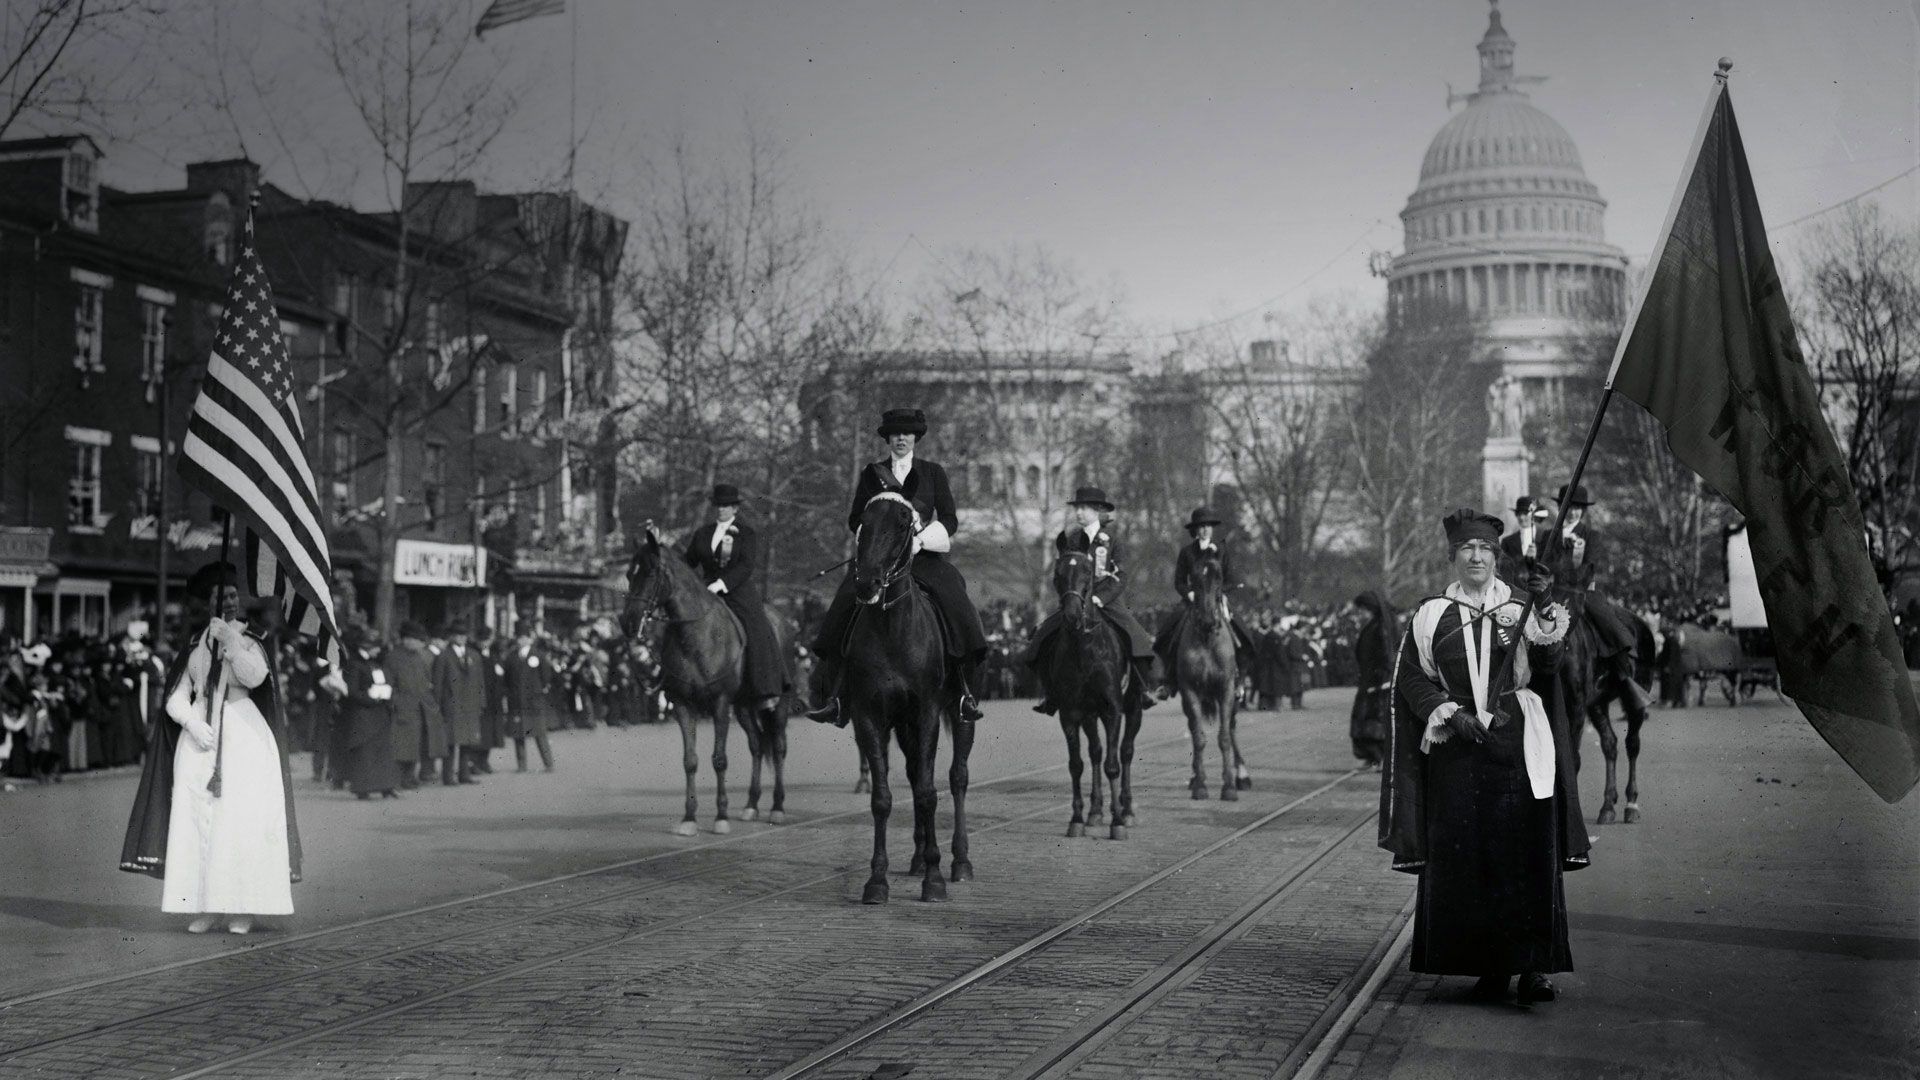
955;659;984;725
804;655;848;728
1610;653;1655;713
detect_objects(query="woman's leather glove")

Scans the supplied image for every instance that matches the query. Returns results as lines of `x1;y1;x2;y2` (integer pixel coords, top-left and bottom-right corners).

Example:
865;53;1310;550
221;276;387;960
1522;557;1554;597
1445;705;1490;744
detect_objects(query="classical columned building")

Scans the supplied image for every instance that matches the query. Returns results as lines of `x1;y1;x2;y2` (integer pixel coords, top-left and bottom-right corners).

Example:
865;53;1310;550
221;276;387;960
1387;2;1629;515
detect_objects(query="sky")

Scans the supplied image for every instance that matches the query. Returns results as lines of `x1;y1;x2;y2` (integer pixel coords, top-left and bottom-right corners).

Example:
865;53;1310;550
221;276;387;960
85;0;1920;346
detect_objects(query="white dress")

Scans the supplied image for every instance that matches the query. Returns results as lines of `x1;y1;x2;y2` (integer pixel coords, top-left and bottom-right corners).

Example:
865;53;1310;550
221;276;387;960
161;628;293;915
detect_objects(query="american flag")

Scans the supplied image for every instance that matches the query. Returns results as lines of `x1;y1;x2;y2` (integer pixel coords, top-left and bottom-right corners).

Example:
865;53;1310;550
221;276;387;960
178;205;340;666
475;0;564;38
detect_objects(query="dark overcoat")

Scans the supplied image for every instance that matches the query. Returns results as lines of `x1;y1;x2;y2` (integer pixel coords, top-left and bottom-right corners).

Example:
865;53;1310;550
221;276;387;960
387;642;443;763
432;645;489;751
341;651;401;796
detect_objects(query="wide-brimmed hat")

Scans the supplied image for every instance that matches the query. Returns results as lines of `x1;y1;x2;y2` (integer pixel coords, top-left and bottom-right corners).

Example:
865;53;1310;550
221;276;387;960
1067;486;1114;512
877;408;928;438
1443;508;1505;547
1512;494;1541;515
711;483;743;507
1185;507;1222;532
1555;483;1594;507
440;619;471;638
398;620;430;641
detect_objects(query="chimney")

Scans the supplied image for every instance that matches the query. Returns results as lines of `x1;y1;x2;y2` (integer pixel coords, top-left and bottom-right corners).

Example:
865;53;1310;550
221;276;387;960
404;181;478;240
184;159;260;205
1249;339;1279;368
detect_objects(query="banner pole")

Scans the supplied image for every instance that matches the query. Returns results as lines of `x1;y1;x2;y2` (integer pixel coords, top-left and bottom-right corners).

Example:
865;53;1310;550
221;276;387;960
207;514;232;797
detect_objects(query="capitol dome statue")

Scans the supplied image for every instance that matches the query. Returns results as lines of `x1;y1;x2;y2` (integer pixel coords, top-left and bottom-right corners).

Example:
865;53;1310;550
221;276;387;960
1387;0;1629;514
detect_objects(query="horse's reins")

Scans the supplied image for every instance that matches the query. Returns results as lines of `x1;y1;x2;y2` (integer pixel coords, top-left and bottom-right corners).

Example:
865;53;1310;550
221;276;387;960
856;492;923;611
1056;551;1102;632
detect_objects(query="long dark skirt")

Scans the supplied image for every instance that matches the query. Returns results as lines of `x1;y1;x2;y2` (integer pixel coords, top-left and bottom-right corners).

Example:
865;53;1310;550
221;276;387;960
1349;686;1388;764
1411;714;1572;977
723;597;791;699
345;729;401;796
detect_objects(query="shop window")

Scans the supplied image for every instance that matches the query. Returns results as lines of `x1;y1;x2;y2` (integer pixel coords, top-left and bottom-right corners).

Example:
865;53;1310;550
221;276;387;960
424;441;446;531
73;281;105;375
135;439;164;518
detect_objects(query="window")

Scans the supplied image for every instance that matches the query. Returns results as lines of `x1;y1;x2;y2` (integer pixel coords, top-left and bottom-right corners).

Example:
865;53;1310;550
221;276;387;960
381;286;398;330
423;441;446;531
976;464;993;497
72;278;105;375
1049;464;1061;499
1024;465;1040;499
331;429;355;508
205;218;231;266
134;439;164;518
534;480;549;536
1495;207;1506;233
65;150;98;232
333;273;359;359
532;369;549;421
138;291;172;403
952;464;971;504
425;301;442;348
473;362;488;433
497;364;518;430
66;427;109;530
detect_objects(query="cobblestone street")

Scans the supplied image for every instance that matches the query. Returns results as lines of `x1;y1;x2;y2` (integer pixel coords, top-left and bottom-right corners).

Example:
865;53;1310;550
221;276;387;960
3;690;1914;1079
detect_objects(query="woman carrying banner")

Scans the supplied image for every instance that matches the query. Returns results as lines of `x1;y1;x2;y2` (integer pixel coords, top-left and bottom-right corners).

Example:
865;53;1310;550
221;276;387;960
120;560;300;934
1379;509;1588;1007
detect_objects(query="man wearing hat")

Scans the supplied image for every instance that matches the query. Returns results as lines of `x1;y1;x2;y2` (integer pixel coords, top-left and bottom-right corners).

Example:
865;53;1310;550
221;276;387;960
1540;484;1652;710
1151;507;1256;695
1022;486;1159;714
388;621;444;787
805;407;989;727
683;483;790;706
432;619;488;784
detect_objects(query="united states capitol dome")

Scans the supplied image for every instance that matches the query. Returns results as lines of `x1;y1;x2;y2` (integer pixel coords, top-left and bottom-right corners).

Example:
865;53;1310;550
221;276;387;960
1387;1;1627;345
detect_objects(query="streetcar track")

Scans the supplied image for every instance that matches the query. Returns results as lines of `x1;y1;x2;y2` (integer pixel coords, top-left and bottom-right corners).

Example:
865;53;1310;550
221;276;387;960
0;728;1211;1013
1276;893;1417;1080
151;749;1285;1080
1013;807;1381;1079
1;726;1318;1069
763;767;1370;1080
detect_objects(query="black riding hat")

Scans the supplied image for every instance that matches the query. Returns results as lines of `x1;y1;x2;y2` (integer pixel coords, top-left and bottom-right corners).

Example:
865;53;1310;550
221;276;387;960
1512;494;1540;515
398;620;430;641
1442;508;1505;547
185;560;241;601
877;408;928;438
1067;486;1114;512
1185;507;1222;532
711;483;742;507
1556;483;1594;507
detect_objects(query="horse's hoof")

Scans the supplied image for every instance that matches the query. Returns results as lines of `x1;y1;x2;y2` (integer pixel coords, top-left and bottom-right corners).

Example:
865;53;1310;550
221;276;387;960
1623;804;1640;824
949;861;974;882
672;820;698;837
768;810;787;825
740;807;757;822
1122;812;1137;827
921;878;949;903
1067;821;1087;838
862;881;889;905
1596;806;1617;825
712;818;732;835
1235;775;1252;791
908;857;926;876
854;779;870;794
1109;824;1127;841
1191;787;1209;801
1221;785;1239;802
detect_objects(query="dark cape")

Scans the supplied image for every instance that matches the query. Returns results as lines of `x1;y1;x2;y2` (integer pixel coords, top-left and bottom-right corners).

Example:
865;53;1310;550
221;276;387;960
1378;591;1588;977
119;625;303;883
1349;591;1396;762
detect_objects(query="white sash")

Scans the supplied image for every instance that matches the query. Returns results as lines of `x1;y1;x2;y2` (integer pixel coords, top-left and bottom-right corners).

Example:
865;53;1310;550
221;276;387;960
1412;579;1555;800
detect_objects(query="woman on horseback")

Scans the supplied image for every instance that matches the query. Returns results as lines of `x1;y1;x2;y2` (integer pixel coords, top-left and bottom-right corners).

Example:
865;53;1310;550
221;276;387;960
1151;507;1255;697
1379;508;1590;1008
682;484;789;704
805;408;989;727
1022;486;1158;714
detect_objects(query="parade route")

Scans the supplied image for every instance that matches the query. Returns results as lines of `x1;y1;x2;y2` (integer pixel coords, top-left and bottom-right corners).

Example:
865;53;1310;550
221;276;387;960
2;690;1914;1079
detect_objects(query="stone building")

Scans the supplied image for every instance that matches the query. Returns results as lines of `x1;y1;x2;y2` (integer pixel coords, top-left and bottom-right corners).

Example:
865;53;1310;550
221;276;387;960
1387;1;1630;515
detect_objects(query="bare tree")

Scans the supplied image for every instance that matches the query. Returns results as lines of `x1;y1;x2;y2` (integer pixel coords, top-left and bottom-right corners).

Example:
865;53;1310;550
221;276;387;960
1798;201;1920;601
1343;308;1493;599
0;0;158;143
614;134;886;589
903;245;1130;610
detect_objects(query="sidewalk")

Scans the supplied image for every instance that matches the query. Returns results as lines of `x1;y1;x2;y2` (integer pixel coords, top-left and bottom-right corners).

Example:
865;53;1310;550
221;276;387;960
1326;698;1920;1080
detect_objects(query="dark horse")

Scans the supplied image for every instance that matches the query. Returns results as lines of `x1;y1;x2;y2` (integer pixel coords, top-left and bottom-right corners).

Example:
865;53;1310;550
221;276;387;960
844;493;975;904
1176;551;1248;800
622;525;791;835
1042;550;1142;840
1552;569;1649;825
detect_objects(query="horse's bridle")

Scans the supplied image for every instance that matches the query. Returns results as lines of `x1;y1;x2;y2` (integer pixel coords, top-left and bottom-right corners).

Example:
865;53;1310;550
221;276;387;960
856;494;919;610
1055;551;1100;630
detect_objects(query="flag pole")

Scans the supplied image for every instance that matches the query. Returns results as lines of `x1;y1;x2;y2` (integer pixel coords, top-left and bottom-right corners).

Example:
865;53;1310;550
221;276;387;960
207;512;232;797
1497;59;1735;707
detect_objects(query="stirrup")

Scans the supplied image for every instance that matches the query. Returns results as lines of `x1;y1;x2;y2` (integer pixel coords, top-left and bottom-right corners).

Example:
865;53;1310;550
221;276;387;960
1032;697;1057;716
805;697;847;728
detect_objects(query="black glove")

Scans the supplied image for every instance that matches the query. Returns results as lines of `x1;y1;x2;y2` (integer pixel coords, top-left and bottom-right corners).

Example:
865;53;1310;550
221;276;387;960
1445;705;1489;744
1522;556;1554;597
